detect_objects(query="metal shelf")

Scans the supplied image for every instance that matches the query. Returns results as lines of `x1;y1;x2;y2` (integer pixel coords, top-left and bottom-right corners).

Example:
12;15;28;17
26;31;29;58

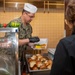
0;0;64;12
5;2;25;4
44;1;64;13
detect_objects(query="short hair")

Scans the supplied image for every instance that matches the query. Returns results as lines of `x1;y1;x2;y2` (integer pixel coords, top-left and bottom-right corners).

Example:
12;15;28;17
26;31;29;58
22;9;30;14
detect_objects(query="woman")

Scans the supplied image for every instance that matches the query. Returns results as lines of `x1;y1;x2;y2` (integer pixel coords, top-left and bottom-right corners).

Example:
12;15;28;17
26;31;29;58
50;1;75;75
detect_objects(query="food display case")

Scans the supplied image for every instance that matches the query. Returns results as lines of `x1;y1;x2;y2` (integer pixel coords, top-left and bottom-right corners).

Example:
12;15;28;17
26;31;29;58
0;28;21;75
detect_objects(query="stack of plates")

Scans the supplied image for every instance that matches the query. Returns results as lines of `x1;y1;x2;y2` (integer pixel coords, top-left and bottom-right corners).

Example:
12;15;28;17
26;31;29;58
48;48;56;60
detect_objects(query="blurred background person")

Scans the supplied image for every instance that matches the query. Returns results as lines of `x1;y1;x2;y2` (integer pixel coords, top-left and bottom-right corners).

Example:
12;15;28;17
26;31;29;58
50;0;75;75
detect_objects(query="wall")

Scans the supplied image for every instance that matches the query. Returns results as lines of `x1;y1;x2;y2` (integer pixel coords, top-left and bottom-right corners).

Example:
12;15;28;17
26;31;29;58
0;8;64;48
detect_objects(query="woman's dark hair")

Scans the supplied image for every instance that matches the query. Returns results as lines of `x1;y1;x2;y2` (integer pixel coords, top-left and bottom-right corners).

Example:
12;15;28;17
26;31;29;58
66;5;75;24
66;0;75;34
65;0;70;11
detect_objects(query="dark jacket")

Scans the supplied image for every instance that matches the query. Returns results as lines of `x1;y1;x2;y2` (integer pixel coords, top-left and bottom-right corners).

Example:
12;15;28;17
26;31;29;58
50;35;75;75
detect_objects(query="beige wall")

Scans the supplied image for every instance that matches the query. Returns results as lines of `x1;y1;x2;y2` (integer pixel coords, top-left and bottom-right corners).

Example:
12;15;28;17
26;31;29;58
0;8;64;48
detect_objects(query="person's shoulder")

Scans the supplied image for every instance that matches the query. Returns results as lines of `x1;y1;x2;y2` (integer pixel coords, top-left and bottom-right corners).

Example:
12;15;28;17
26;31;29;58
60;35;75;44
10;17;21;22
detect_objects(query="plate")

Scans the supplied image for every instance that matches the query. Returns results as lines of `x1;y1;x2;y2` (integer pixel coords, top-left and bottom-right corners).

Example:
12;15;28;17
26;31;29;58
32;44;47;50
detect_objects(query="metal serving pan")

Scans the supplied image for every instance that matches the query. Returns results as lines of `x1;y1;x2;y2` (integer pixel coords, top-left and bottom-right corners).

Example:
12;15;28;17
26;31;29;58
25;53;52;75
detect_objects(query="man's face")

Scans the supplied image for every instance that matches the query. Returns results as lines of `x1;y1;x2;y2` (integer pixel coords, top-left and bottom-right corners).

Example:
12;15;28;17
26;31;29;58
23;12;35;23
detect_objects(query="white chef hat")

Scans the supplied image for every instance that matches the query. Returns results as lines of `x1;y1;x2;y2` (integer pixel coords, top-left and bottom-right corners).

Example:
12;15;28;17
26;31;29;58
24;3;38;13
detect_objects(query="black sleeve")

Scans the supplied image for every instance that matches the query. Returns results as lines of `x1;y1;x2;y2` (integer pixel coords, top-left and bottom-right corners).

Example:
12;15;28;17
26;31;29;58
50;40;68;75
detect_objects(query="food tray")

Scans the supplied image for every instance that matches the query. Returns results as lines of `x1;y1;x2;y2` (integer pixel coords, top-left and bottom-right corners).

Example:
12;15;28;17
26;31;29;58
25;54;51;75
32;38;48;50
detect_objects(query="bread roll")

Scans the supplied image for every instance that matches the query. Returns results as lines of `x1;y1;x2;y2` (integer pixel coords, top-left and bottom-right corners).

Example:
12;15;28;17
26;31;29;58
48;60;52;65
40;57;46;62
31;55;36;60
47;64;52;69
32;66;38;70
40;64;46;69
30;61;36;68
37;55;43;61
36;61;43;68
44;60;50;66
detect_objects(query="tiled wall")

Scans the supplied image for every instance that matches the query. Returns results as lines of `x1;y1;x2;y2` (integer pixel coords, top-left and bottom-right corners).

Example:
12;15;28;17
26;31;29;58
0;8;64;48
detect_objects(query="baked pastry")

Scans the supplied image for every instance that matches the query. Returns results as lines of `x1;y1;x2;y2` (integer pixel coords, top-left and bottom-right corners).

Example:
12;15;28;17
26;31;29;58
31;55;36;60
32;66;38;70
40;57;46;62
47;64;52;69
36;55;43;61
30;60;36;68
48;60;52;65
36;61;43;68
40;64;46;69
44;60;50;66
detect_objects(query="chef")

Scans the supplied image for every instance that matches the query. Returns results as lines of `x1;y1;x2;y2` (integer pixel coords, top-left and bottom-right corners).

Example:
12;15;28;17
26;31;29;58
8;3;40;74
